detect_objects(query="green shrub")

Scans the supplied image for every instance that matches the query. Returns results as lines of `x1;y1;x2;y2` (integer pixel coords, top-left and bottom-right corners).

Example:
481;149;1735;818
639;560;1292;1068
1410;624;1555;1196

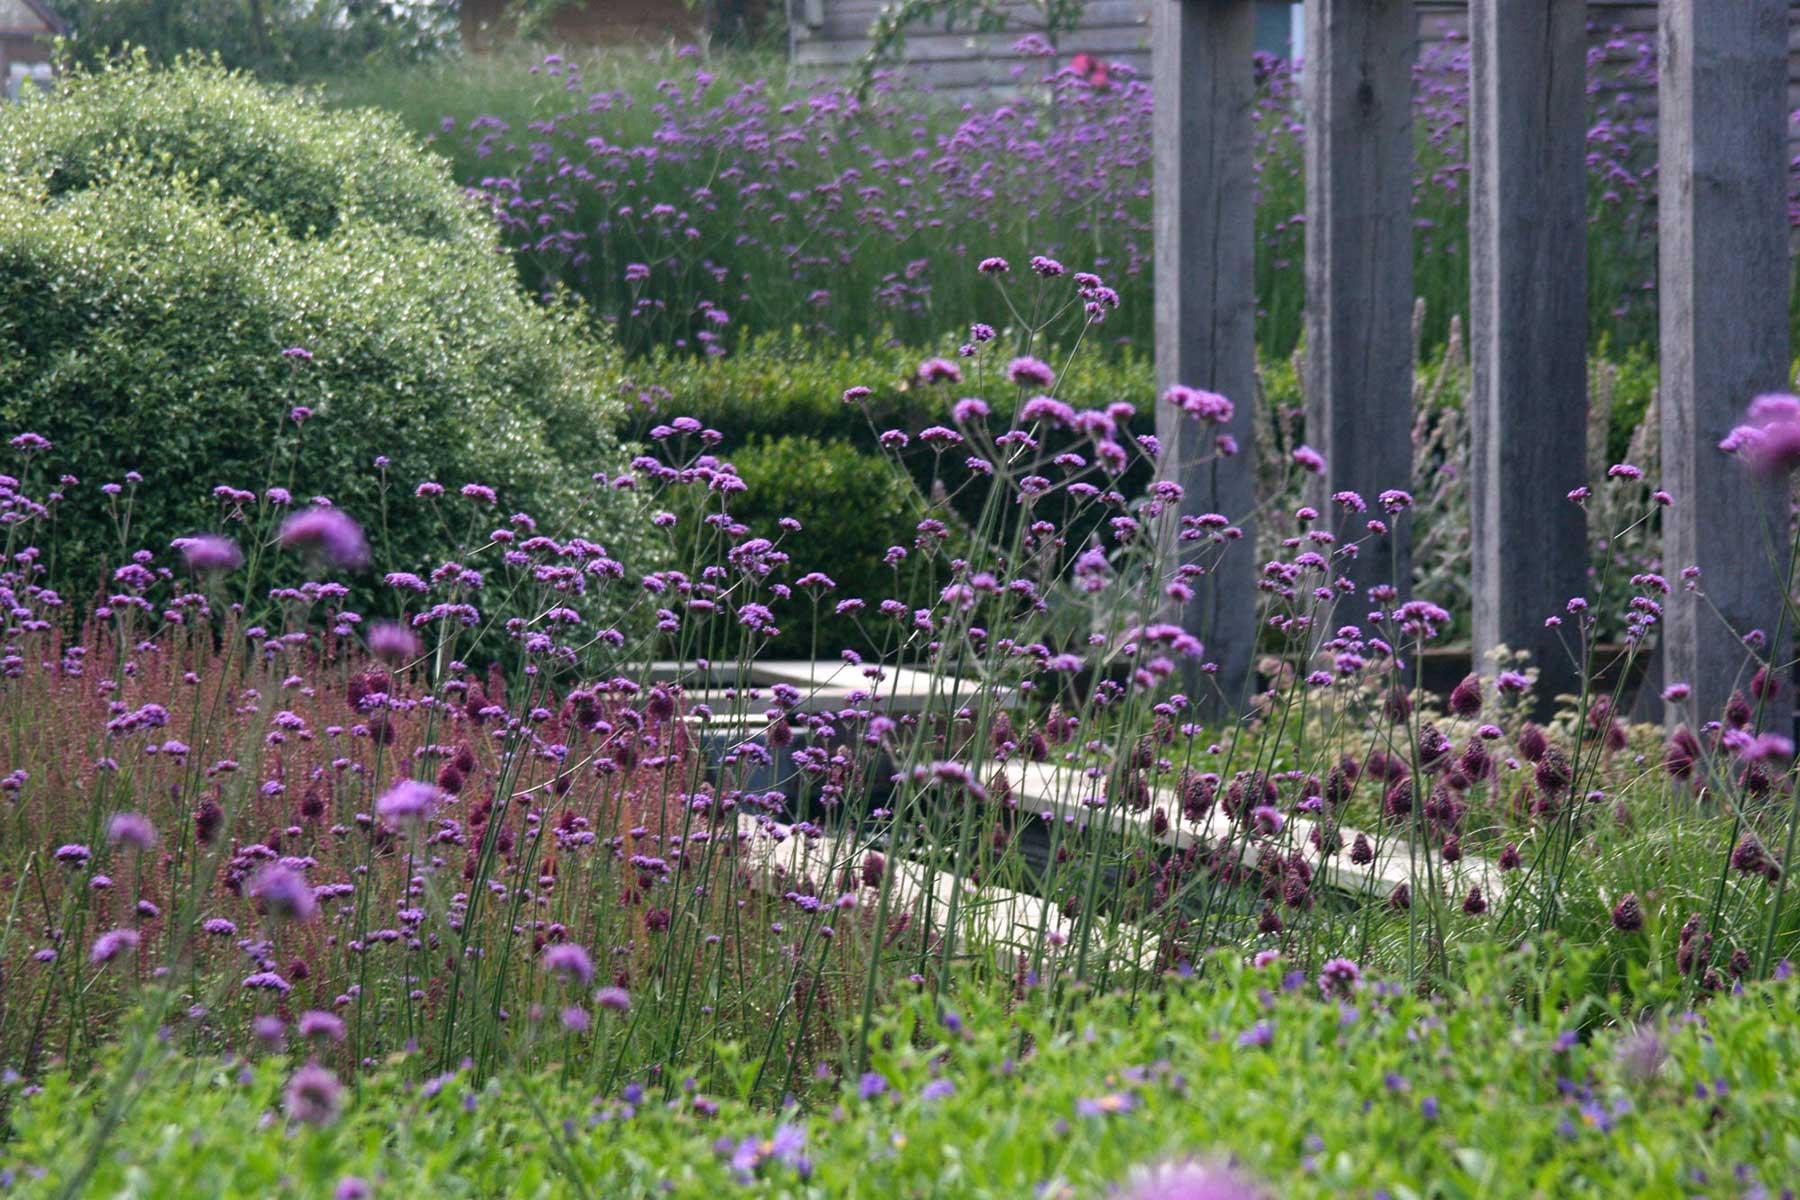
0;53;477;244
681;435;925;658
633;334;1158;657
619;330;1157;454
0;58;638;611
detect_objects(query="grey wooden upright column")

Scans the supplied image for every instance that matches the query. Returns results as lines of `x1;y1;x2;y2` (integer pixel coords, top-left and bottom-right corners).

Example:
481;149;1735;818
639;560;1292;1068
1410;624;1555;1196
1303;0;1415;603
1153;0;1258;711
1659;0;1793;733
1468;0;1589;707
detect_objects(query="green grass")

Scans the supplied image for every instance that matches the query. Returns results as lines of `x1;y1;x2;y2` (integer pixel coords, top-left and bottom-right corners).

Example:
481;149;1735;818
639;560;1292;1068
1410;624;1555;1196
8;949;1799;1198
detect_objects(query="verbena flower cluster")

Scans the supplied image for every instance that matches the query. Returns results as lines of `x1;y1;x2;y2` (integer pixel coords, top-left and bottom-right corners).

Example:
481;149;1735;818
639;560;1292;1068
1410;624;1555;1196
436;26;1692;365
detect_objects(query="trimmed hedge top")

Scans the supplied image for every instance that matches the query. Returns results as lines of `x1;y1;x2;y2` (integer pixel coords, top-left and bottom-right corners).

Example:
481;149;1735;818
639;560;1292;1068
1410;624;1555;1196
0;50;481;244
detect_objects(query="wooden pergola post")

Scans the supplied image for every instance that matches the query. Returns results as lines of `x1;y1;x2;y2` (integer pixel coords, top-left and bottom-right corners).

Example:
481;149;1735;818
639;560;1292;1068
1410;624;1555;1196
1153;0;1258;711
1468;0;1589;707
1302;0;1415;602
1659;0;1794;733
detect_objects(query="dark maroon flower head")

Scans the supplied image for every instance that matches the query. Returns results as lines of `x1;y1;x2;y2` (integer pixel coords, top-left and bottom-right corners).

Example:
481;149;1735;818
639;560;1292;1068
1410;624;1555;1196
346;670;388;714
1364;751;1407;784
1457;738;1490;781
1498;842;1522;871
1731;837;1769;876
1725;690;1753;730
1534;748;1572;797
1610;893;1643;932
1448;673;1483;718
1751;666;1783;703
1349;833;1374;866
1416;724;1452;770
194;799;224;845
861;851;885;889
1461;885;1486;915
1382;687;1412;723
1664;726;1702;782
1517;724;1548;764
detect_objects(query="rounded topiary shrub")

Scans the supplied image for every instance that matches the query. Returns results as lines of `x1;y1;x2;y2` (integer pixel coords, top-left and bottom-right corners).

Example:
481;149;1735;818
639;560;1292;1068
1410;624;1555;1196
0;56;637;611
0;50;478;244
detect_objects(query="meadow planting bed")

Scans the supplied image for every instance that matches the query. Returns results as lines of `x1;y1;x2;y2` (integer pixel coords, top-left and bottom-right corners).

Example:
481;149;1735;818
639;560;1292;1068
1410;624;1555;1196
4;49;1800;1200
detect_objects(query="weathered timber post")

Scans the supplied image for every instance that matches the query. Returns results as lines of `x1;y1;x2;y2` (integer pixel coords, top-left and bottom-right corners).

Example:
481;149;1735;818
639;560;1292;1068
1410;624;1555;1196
1468;0;1589;708
1659;0;1794;734
1153;0;1258;711
1302;0;1415;604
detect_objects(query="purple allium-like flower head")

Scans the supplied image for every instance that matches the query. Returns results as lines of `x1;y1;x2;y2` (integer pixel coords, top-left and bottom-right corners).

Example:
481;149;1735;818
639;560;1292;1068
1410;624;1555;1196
375;780;441;827
1162;384;1234;424
916;357;962;385
731;1123;808;1179
977;256;1010;274
106;811;157;852
284;1063;343;1126
334;1179;372;1200
1721;393;1800;476
281;346;314;361
1614;1025;1667;1085
279;507;369;570
250;863;317;923
1006;356;1056;389
298;1010;347;1043
595;986;631;1012
90;927;139;965
1110;1158;1266;1200
178;534;244;574
542;941;594;985
1291;445;1325;475
952;396;991;424
1020;395;1077;427
1319;957;1362;998
367;620;420;665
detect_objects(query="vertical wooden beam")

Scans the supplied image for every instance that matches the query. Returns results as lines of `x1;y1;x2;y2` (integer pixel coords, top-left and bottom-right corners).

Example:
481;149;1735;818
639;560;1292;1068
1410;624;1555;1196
1154;0;1258;711
1302;0;1415;601
1659;0;1793;732
1468;0;1588;706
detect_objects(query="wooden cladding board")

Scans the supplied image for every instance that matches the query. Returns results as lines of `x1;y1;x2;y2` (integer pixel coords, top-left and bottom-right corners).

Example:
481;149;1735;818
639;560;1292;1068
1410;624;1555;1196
795;1;1800;110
